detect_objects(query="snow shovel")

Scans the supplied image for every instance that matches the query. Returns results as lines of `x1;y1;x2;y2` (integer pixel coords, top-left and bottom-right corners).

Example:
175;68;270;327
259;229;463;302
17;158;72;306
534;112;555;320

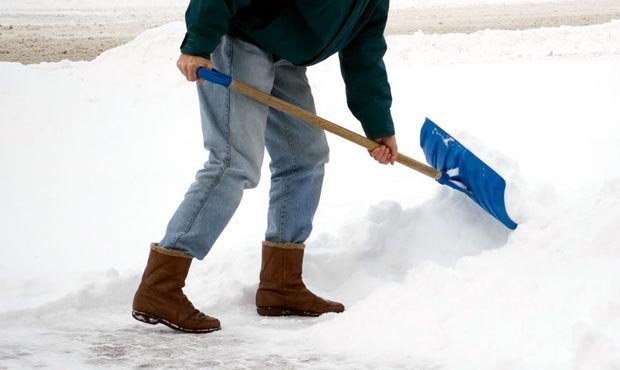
196;67;518;230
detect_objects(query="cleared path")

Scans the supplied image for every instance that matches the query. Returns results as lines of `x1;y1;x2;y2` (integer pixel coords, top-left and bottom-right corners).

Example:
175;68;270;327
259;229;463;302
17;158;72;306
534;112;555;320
387;0;620;34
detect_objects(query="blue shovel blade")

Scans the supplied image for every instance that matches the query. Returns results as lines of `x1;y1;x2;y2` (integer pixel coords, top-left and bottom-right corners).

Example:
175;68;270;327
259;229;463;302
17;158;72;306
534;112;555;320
420;118;518;230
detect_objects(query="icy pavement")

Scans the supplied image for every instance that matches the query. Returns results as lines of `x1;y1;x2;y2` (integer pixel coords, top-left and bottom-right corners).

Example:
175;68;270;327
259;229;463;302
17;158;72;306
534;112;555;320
1;308;374;370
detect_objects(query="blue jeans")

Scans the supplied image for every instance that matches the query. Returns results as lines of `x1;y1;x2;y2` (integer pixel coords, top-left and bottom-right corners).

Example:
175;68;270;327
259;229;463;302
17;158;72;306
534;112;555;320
160;36;329;259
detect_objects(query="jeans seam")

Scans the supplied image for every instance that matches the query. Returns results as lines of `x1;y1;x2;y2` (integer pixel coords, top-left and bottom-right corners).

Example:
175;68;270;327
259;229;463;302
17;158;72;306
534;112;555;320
277;109;297;242
226;37;233;168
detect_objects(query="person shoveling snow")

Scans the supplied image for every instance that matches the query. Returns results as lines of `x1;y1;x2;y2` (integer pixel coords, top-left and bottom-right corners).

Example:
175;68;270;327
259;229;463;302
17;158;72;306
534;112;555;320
133;0;398;333
133;0;517;334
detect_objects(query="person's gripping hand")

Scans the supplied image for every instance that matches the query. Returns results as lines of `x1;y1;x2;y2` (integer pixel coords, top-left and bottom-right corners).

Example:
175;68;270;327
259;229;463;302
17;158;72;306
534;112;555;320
176;53;212;82
369;135;398;165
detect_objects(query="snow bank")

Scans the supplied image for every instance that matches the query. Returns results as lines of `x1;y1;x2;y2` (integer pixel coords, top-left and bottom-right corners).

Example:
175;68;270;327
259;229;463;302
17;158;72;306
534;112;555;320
387;20;620;63
299;184;620;369
1;20;620;369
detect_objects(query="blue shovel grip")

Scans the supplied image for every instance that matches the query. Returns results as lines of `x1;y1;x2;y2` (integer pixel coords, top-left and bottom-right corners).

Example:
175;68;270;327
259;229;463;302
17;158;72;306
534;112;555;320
196;67;232;88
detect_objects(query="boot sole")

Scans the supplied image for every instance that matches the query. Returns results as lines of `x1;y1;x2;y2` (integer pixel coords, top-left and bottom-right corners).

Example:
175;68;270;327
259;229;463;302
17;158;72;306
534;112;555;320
132;310;221;334
256;306;324;317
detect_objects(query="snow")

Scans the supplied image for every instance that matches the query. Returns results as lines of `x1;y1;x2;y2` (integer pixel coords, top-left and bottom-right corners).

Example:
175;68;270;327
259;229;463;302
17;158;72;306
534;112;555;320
1;18;620;370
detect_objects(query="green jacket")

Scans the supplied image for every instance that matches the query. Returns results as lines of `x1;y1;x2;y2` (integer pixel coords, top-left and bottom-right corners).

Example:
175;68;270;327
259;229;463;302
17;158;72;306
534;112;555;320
181;0;394;139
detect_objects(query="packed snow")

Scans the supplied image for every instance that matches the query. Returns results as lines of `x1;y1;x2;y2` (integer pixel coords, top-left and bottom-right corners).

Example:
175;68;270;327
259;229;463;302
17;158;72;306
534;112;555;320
1;17;620;370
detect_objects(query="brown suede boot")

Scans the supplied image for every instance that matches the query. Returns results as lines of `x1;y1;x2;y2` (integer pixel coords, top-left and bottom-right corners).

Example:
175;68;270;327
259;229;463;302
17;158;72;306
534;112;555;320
256;241;345;317
132;243;221;333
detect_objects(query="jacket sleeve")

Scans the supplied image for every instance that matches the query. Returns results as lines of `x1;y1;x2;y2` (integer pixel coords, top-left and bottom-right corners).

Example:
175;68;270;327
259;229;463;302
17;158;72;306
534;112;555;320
338;2;394;139
180;0;251;57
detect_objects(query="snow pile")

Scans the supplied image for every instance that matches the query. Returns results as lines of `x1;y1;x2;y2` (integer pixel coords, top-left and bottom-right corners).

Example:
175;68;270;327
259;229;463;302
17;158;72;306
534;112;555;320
300;185;620;368
1;20;620;369
388;20;620;63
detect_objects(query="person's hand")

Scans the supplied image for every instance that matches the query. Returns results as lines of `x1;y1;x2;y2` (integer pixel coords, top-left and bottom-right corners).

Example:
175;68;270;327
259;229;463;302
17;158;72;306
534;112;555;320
369;135;398;165
176;53;212;82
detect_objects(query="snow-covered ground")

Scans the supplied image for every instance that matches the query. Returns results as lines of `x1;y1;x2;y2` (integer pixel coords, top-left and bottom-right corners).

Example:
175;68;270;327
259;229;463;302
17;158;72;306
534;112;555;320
1;17;620;370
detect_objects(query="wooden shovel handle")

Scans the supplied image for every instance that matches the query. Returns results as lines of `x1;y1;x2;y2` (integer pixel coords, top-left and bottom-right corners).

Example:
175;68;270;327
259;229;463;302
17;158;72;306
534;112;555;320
195;66;441;180
230;80;442;180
